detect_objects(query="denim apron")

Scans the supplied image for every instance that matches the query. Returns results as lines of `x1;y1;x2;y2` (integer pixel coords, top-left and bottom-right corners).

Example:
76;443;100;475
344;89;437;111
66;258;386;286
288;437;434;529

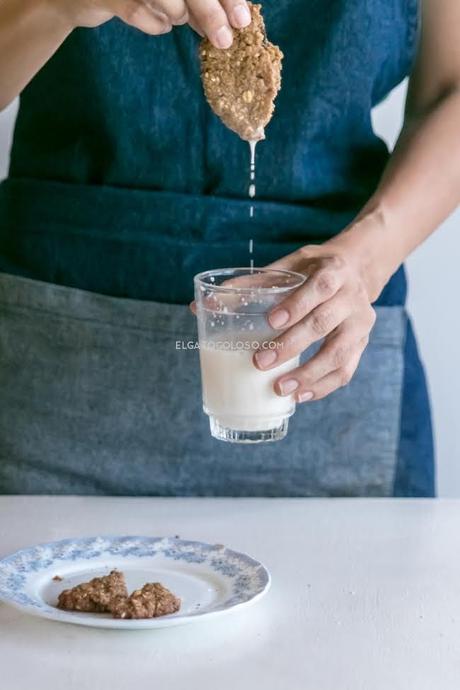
0;0;435;496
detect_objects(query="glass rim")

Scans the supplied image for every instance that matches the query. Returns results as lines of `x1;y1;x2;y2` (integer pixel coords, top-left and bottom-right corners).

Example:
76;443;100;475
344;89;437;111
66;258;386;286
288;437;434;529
194;267;306;294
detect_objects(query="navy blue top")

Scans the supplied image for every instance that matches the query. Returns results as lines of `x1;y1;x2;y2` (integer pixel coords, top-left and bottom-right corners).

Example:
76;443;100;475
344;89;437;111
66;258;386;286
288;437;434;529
0;0;418;304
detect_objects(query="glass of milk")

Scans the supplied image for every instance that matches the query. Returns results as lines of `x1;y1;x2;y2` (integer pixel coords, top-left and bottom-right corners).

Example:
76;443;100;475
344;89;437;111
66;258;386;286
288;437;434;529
194;268;306;444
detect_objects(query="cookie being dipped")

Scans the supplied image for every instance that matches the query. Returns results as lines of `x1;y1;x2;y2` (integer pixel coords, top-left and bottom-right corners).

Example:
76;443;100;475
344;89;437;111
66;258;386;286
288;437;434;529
200;3;283;141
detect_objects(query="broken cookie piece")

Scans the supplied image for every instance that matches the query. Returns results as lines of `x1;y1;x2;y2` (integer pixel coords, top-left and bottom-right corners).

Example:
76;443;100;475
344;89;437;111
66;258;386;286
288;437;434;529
200;2;283;141
56;571;181;620
57;569;128;613
110;583;181;620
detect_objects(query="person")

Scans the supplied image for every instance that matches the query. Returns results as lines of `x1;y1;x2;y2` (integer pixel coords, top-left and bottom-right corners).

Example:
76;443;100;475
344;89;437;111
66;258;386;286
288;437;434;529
0;0;458;497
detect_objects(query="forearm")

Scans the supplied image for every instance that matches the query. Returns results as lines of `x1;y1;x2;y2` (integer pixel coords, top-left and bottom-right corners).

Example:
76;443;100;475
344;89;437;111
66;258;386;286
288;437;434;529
330;86;460;302
0;0;73;111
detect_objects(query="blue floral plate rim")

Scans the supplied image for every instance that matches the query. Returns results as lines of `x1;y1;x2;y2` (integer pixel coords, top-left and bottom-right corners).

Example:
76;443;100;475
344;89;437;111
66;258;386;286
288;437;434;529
0;534;271;629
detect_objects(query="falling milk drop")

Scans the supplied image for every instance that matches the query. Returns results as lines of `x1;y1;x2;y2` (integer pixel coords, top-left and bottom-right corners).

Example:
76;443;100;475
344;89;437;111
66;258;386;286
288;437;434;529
248;140;258;272
249;238;254;272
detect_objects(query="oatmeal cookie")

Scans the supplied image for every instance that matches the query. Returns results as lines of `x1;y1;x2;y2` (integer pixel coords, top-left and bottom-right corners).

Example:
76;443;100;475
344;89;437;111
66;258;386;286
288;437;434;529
200;2;283;141
110;583;181;619
57;570;128;613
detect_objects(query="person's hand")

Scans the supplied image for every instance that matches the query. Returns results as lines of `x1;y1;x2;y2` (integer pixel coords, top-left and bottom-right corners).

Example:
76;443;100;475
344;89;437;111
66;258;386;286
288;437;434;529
254;242;377;403
57;0;251;47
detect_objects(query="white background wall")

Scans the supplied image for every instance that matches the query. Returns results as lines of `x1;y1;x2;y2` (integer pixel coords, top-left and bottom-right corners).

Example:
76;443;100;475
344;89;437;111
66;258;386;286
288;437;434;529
0;86;459;495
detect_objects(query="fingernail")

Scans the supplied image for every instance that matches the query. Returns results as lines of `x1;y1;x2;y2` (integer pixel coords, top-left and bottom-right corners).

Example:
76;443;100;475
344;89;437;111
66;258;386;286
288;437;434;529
298;391;314;403
233;4;251;28
269;308;290;329
279;379;299;396
255;349;277;369
215;25;233;49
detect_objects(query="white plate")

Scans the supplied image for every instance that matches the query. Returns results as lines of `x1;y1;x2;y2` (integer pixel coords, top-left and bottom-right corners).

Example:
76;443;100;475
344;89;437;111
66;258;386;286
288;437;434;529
0;535;270;629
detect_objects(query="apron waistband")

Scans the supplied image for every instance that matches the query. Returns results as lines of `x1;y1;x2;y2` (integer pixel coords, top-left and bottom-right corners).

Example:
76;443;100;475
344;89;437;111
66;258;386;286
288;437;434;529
0;272;405;346
0;176;357;244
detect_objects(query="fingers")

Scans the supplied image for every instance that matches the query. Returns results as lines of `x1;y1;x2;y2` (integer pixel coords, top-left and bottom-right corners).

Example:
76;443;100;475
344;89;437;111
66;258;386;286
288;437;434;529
109;0;251;47
268;260;345;331
275;336;367;402
256;247;376;402
148;0;189;24
296;349;364;402
273;311;375;401
255;289;355;370
218;0;251;28
109;0;172;34
186;0;233;48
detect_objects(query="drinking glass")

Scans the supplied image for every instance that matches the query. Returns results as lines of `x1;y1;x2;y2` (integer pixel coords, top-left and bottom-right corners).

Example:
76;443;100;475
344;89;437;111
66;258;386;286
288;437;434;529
194;268;306;443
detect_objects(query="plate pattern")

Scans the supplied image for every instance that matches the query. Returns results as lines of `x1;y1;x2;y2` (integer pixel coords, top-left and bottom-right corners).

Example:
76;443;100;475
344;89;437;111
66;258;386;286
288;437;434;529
0;536;270;618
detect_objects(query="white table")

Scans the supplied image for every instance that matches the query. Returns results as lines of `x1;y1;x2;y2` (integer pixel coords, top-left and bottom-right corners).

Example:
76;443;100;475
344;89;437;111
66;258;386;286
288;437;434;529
0;497;459;690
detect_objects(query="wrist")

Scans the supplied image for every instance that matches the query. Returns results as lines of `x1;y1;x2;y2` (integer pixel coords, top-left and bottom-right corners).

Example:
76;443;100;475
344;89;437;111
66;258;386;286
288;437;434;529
324;201;405;303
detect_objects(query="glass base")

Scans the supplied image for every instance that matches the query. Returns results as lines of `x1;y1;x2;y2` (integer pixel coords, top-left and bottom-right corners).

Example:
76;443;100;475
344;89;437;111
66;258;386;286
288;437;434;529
209;416;289;444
